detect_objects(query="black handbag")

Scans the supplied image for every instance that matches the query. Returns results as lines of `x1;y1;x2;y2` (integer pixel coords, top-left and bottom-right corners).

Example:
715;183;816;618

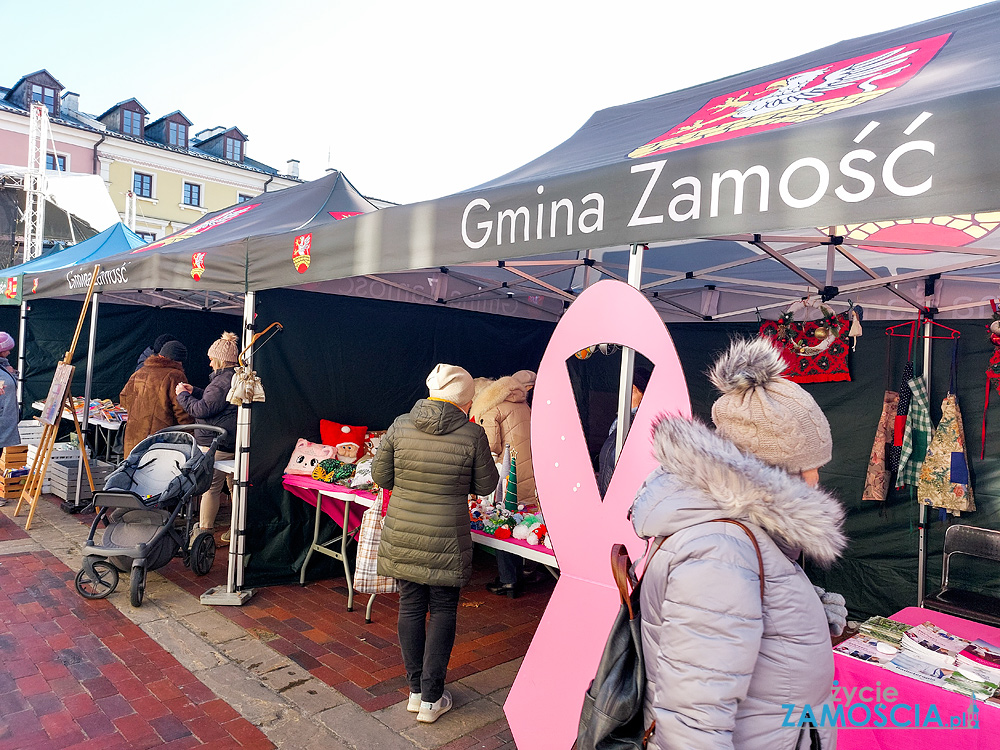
574;520;766;750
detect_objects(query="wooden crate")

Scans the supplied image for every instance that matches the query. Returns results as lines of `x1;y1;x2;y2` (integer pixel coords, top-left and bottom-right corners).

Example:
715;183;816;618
49;460;115;502
0;482;24;499
1;446;28;469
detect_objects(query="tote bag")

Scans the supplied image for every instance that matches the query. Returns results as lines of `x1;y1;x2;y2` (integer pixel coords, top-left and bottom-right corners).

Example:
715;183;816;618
354;492;397;594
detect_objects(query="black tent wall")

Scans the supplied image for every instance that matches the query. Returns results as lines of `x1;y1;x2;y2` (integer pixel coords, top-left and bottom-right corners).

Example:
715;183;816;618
21;298;240;423
245;289;558;585
571;319;1000;620
243;293;1000;619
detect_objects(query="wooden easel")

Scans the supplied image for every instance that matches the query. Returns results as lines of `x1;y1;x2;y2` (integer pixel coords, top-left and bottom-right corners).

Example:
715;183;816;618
14;265;100;530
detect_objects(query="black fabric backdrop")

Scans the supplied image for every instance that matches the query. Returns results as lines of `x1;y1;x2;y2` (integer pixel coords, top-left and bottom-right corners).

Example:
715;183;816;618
243;294;1000;619
244;289;557;584
19;298;239;428
566;320;1000;619
18;289;998;620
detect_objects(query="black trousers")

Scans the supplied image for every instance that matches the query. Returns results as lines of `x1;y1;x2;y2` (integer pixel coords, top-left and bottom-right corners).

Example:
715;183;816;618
396;579;461;703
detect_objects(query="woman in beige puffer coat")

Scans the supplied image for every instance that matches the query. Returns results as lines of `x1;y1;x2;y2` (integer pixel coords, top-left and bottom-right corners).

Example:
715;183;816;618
470;375;536;505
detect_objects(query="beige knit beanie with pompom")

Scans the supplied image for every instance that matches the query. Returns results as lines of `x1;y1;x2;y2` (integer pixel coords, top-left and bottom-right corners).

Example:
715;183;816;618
208;332;239;365
709;337;832;473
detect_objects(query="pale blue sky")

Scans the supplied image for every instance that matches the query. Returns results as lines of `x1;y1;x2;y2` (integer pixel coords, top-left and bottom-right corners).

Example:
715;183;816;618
4;0;988;204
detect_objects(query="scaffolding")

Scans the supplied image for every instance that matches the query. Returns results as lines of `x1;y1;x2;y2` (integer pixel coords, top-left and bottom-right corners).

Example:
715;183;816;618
23;102;49;261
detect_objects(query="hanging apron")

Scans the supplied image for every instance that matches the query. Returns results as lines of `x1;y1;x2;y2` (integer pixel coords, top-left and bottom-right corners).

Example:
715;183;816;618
919;343;975;515
863;389;899;502
897;374;932;489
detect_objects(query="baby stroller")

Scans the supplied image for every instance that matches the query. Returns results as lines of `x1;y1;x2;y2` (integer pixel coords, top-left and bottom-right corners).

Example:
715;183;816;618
74;424;226;607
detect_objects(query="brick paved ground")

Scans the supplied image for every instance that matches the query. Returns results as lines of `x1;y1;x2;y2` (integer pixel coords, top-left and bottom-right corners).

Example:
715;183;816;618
0;505;28;542
164;540;553;717
0;549;274;749
28;494;538;747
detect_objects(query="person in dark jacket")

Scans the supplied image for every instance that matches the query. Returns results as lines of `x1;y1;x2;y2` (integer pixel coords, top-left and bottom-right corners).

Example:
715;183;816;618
175;332;239;537
134;333;178;373
597;365;651;498
0;332;19;506
119;340;193;455
372;364;499;725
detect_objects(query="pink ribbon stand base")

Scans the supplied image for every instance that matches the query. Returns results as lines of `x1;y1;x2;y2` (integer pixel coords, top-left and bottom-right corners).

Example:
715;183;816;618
505;279;691;749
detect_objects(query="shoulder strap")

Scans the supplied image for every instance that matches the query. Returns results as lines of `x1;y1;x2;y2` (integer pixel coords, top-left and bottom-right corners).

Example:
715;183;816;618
611;538;667;619
713;519;766;602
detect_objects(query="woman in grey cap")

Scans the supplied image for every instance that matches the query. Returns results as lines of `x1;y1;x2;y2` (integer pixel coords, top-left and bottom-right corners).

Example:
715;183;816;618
630;337;847;750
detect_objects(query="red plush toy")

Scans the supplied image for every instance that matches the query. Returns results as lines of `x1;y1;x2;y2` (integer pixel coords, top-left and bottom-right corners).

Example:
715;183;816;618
320;420;368;464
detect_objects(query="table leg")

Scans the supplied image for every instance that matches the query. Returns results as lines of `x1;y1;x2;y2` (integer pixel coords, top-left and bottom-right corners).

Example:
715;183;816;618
300;491;323;585
365;594;376;624
342;498;354;612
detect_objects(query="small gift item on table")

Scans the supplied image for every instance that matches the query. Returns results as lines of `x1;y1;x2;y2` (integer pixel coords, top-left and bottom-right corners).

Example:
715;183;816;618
312;458;357;485
283;438;335;475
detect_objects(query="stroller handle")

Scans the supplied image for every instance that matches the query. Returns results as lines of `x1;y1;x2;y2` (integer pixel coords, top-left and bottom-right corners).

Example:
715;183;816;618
155;424;227;436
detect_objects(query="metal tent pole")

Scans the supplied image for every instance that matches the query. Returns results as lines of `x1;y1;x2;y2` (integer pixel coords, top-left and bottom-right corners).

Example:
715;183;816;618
916;317;933;605
16;300;27;410
614;244;646;462
201;291;255;605
71;293;99;508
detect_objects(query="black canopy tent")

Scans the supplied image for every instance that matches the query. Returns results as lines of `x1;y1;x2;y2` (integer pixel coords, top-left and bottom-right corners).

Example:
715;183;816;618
9;3;1000;612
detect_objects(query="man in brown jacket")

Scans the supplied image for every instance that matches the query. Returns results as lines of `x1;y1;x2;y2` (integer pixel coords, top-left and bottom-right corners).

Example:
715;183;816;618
119;340;193;455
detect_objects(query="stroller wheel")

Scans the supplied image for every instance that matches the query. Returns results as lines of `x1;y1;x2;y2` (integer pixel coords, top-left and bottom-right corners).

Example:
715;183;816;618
191;532;216;576
75;561;119;599
130;565;146;607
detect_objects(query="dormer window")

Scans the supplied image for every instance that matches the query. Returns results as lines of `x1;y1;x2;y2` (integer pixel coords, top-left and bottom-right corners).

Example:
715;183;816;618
225;137;242;162
168;121;187;148
32;83;57;115
122;108;143;136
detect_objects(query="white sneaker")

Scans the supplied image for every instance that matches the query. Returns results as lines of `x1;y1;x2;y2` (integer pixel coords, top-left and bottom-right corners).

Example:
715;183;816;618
416;690;452;723
406;692;421;712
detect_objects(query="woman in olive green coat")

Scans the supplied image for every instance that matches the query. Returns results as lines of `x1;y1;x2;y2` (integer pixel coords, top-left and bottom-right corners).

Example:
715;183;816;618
372;364;498;724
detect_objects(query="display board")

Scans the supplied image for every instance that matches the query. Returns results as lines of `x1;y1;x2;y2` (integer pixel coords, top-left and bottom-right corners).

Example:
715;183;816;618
39;363;74;426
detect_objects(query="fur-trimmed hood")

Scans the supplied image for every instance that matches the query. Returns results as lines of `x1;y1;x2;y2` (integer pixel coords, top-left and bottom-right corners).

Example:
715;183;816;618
470;376;526;422
630;416;846;567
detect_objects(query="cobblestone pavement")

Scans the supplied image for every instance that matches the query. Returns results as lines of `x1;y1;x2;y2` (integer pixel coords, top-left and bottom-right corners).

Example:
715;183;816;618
0;498;548;748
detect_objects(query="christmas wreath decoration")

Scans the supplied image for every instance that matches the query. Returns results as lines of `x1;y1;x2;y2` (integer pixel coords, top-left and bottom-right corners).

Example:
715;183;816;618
759;299;852;383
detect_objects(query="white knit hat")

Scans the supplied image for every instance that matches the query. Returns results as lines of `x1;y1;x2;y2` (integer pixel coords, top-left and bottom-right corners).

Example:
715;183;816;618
710;337;832;473
426;364;475;405
512;370;537;389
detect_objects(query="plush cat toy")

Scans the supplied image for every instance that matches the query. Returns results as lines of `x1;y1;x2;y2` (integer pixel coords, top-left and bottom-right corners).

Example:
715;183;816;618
284;439;335;476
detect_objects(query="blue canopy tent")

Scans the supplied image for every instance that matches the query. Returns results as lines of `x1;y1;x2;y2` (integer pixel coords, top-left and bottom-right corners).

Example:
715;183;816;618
2;222;147;403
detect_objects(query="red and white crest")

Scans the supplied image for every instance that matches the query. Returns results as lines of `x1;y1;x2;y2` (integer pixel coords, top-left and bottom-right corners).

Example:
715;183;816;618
292;234;312;273
629;34;950;159
191;252;207;281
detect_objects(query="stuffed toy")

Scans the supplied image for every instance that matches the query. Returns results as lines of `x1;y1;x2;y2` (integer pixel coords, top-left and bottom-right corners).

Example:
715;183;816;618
320;420;368;464
512;514;542;540
349;458;374;489
483;507;516;536
284;439;335;476
365;430;385;459
526;522;547;546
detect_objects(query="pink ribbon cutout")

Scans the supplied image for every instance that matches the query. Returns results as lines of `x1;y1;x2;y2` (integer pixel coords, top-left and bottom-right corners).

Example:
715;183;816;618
504;280;691;749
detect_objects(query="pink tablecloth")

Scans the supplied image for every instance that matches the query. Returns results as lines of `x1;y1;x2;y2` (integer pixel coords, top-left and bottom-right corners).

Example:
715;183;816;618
281;474;376;531
835;607;1000;749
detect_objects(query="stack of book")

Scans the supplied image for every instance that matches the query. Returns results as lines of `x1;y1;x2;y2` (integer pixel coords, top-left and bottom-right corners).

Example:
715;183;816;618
899;621;970;668
834;633;894;664
858;616;912;645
